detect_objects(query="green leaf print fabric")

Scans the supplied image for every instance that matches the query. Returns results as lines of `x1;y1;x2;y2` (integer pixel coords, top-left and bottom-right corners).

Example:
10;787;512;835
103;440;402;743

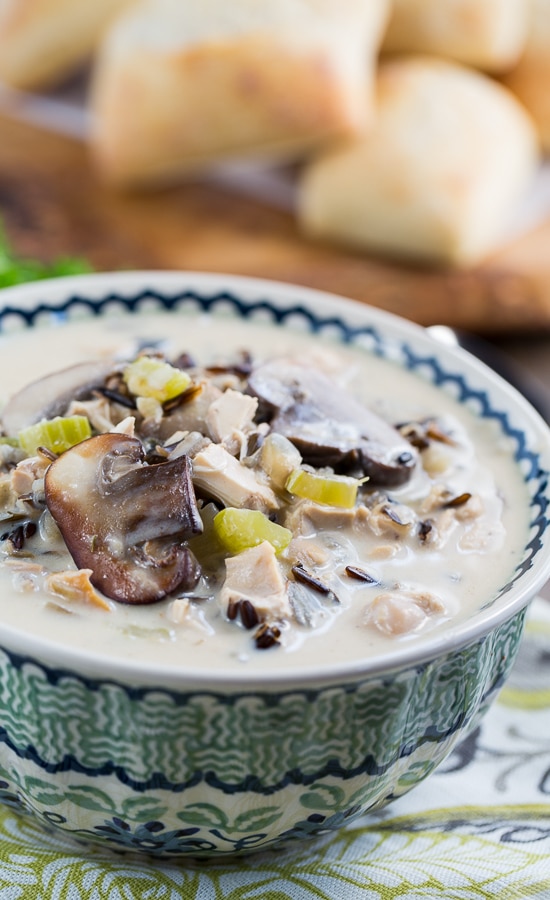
1;597;549;900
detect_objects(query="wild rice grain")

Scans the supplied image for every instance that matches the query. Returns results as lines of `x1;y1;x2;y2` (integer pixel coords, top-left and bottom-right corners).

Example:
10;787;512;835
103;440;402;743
240;599;259;629
344;565;379;584
291;564;331;595
254;623;281;649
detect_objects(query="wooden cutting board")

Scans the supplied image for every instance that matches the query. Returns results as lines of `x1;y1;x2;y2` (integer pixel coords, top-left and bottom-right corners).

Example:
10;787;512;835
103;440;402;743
1;111;550;335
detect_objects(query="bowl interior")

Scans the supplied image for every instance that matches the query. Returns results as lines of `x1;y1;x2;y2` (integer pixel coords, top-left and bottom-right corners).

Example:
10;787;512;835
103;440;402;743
0;270;549;688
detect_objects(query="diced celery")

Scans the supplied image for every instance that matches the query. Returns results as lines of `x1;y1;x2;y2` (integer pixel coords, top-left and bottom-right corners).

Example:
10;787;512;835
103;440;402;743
259;433;302;489
18;416;92;456
0;437;19;447
123;356;191;403
285;467;358;508
213;508;292;555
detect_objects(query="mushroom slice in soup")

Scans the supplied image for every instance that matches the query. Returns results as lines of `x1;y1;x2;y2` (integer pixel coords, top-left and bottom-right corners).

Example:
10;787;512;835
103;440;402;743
1;361;115;435
248;362;417;487
44;433;203;604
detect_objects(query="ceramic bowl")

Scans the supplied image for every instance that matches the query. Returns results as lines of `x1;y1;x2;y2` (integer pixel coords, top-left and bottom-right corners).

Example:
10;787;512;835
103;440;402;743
0;271;549;859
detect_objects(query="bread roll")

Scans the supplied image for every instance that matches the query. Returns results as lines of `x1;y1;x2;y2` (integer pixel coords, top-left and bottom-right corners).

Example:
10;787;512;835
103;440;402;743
89;0;389;187
382;0;528;73
298;57;539;268
0;0;137;90
502;0;550;152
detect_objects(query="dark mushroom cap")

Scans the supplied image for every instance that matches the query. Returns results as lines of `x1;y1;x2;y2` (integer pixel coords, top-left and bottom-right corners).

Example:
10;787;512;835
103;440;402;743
44;433;203;604
1;361;115;435
248;362;417;487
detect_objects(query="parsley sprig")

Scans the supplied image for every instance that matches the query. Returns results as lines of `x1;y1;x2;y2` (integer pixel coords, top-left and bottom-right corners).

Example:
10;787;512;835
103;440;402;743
0;220;91;288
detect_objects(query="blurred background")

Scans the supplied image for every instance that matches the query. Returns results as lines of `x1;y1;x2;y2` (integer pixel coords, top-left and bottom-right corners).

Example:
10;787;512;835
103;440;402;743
0;0;549;412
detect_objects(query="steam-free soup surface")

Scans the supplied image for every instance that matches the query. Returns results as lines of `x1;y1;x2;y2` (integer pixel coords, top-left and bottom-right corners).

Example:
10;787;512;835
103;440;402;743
0;310;529;674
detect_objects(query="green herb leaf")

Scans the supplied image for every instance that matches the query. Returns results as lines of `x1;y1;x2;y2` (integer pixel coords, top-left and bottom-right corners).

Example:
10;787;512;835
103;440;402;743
0;218;92;288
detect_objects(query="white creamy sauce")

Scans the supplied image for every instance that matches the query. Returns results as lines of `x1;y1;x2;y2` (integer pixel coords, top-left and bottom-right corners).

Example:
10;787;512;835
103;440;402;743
0;310;529;674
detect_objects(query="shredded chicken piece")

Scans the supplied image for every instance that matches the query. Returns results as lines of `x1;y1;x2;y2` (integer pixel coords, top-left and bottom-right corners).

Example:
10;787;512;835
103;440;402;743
3;558;46;574
420;484;457;513
366;498;416;538
206;389;258;445
421;445;454;476
365;587;445;636
169;598;190;624
0;473;18;516
220;541;290;620
368;544;399;560
111;416;136;437
284;499;361;537
454;494;484;521
166;431;210;460
66;397;116;433
45;569;112;611
418;509;457;549
418;487;483;549
285;536;330;569
193;443;278;512
10;455;50;497
163;430;187;446
143;380;222;441
167;598;214;636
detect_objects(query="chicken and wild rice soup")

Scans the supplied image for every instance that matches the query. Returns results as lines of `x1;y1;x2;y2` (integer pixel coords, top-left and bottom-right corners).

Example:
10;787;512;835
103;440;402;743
0;312;529;673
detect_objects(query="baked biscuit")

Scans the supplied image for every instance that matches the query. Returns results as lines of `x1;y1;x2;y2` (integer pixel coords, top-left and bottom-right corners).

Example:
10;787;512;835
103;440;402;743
503;0;550;152
382;0;528;73
89;0;389;186
0;0;137;90
298;57;539;267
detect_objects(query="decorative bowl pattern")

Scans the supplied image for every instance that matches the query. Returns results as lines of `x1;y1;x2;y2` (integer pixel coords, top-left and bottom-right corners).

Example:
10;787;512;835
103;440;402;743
0;272;549;858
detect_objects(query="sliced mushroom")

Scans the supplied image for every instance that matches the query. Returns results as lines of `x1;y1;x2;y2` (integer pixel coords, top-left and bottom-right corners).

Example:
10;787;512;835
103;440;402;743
248;362;417;487
1;361;115;436
44;433;203;604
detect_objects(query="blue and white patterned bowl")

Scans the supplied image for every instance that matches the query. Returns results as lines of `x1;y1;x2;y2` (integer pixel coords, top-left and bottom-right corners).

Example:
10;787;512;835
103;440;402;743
0;271;549;859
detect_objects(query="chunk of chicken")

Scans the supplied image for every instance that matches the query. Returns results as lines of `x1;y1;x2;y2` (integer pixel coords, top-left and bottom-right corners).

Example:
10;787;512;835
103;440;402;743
112;416;136;437
192;443;278;512
0;473;18;517
418;486;483;549
285;536;330;569
45;569;112;611
284;498;361;536
10;454;50;497
367;498;416;538
365;587;445;636
66;397;120;433
220;541;290;620
206;389;258;444
142;380;222;441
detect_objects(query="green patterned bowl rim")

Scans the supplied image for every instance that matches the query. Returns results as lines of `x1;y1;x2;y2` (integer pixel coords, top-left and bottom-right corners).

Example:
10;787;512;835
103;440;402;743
0;270;549;689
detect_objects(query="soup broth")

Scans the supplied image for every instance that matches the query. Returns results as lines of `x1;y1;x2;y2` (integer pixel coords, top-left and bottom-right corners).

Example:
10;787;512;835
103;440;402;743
0;310;529;674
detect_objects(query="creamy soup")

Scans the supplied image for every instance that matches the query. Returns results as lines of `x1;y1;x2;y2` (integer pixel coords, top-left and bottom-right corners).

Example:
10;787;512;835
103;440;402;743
0;310;529;674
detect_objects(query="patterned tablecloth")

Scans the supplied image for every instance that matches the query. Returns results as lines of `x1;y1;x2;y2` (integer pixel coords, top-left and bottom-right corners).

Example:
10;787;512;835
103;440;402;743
0;597;549;900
